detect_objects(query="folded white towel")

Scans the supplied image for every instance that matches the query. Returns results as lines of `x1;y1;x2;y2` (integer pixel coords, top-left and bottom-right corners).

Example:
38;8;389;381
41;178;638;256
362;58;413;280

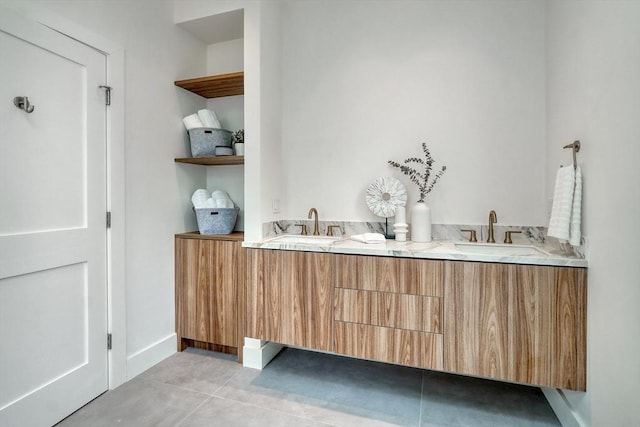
182;113;203;131
349;233;386;244
197;109;221;129
548;165;582;246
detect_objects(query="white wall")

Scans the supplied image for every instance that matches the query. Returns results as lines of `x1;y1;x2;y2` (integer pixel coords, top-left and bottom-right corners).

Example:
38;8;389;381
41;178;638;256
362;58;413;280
257;1;284;229
281;0;546;226
546;1;640;425
2;0;208;377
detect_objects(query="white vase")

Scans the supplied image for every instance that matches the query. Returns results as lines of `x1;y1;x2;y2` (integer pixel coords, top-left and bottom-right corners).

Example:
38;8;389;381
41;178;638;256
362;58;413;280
411;201;432;242
234;143;245;156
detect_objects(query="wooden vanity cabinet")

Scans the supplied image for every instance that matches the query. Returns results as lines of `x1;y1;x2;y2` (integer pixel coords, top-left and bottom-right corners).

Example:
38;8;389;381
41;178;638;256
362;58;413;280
246;249;334;351
333;254;444;370
443;261;587;391
175;232;244;360
244;248;587;391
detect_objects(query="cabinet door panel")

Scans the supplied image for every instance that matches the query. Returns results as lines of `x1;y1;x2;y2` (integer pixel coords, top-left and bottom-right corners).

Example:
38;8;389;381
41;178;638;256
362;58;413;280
444;261;510;379
509;265;587;389
575;269;587;391
248;249;333;351
306;251;334;350
209;240;238;346
263;250;287;343
508;264;552;386
245;248;266;339
444;260;587;391
175;238;201;341
175;238;238;348
547;266;585;390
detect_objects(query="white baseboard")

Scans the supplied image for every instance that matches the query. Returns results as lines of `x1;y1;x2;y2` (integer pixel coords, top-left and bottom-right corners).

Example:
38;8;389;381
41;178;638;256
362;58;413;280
126;333;176;381
242;338;284;370
542;387;586;427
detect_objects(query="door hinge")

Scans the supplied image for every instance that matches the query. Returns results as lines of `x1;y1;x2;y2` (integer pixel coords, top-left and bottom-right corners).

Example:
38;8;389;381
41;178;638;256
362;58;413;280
106;211;111;228
99;85;112;106
107;333;112;350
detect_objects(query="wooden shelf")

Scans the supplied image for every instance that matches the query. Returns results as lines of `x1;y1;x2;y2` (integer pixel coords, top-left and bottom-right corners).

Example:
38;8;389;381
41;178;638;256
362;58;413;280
176;231;244;241
175;72;244;98
175;156;244;166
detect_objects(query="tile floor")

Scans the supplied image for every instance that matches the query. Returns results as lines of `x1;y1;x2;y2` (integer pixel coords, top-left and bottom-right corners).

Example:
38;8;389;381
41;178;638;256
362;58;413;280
57;347;561;427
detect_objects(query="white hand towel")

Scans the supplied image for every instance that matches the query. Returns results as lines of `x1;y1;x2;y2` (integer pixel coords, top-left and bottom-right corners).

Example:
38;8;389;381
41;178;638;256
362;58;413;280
548;165;582;246
569;166;582;246
182;113;203;131
349;233;386;244
197;109;221;129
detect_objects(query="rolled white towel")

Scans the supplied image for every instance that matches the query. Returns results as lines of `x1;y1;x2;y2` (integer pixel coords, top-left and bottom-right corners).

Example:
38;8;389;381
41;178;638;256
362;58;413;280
211;190;235;208
349;233;386;244
197;109;221;129
191;188;210;209
182;113;203;131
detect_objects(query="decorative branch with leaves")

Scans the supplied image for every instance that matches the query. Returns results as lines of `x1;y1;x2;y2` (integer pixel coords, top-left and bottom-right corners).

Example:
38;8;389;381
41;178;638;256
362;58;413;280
388;143;447;202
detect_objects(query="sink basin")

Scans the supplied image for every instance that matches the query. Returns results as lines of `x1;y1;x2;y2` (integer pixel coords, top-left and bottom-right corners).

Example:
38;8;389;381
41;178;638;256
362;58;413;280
454;242;548;256
268;235;340;245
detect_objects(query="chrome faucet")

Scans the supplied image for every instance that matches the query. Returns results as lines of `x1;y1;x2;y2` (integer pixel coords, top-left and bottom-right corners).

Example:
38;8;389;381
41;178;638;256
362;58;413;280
487;210;497;243
308;208;320;236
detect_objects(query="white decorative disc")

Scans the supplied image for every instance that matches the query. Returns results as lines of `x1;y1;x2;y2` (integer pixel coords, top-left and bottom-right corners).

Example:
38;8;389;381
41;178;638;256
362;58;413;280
365;176;408;218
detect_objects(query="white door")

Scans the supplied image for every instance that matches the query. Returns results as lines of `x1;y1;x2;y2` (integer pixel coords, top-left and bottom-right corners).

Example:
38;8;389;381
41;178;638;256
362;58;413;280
0;8;108;427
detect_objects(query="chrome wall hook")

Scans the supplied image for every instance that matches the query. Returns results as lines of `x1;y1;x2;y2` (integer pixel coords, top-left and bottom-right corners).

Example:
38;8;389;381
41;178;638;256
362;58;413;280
13;96;35;113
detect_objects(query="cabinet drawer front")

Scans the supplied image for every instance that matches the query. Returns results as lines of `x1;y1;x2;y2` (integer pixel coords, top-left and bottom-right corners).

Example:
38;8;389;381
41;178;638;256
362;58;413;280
334;288;441;333
335;254;442;296
335;322;443;370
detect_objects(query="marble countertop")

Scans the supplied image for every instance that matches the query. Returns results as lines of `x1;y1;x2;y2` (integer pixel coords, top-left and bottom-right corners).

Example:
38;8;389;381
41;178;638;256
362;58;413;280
243;236;588;268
